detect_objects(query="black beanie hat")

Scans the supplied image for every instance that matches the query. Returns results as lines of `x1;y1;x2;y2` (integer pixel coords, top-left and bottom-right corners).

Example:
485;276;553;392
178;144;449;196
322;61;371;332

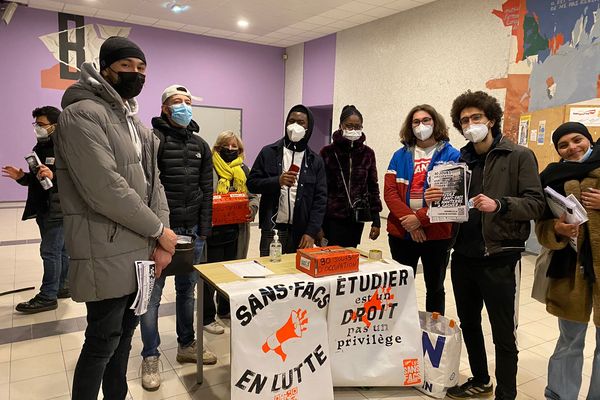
552;122;593;149
99;36;146;70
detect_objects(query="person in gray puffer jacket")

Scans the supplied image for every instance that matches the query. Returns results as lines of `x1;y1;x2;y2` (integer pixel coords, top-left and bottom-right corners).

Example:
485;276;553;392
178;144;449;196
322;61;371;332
54;36;176;400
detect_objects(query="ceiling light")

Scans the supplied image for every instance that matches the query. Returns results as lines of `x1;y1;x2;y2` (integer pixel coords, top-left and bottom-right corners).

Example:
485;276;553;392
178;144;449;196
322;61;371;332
237;19;249;28
163;1;190;13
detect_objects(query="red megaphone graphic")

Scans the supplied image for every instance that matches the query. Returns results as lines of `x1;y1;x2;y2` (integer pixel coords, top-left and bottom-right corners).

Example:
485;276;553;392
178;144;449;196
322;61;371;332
262;308;308;361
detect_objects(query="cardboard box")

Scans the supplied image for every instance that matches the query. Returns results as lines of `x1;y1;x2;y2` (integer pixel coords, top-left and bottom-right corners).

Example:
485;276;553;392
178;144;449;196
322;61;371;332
212;193;249;226
296;246;359;277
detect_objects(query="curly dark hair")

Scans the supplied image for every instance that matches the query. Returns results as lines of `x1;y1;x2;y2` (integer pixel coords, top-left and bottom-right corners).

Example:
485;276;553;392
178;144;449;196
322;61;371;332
400;104;449;147
450;90;503;137
32;106;61;124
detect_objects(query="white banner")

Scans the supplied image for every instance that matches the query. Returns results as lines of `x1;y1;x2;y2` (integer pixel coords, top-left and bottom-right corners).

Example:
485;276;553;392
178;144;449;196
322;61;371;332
327;261;423;386
227;275;334;400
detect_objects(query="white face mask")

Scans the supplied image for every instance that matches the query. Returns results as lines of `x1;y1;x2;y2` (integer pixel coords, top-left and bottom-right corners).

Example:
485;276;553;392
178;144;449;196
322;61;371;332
413;123;433;141
342;129;362;141
286;123;306;142
34;125;50;140
463;123;489;143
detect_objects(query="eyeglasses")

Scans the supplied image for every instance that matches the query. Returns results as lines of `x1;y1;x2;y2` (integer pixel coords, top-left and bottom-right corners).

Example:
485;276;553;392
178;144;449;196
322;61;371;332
412;117;432;126
342;123;362;130
32;122;52;128
459;113;485;126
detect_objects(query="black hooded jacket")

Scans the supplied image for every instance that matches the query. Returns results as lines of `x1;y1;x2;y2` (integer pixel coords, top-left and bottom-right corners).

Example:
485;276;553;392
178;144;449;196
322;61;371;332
17;137;62;222
152;115;213;236
247;105;327;248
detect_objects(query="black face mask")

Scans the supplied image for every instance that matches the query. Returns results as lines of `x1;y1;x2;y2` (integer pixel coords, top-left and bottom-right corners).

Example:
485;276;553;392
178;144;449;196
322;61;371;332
220;149;239;163
110;70;145;99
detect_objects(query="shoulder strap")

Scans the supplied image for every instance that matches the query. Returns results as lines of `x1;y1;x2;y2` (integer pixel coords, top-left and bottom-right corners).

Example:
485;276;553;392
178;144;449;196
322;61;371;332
333;151;353;207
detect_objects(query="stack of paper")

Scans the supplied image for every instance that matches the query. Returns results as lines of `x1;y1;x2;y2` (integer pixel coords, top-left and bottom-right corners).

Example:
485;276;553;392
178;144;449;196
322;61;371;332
544;186;588;250
224;260;274;278
427;163;471;223
131;261;156;316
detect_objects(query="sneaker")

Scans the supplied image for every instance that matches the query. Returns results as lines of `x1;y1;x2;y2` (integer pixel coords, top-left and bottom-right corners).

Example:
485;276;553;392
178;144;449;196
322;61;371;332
176;340;218;365
57;288;71;299
15;294;57;314
447;377;494;399
141;356;161;391
203;347;218;365
203;320;225;335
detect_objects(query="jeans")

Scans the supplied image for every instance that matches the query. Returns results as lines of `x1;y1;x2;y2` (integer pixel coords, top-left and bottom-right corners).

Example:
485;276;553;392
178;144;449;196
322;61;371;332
545;319;600;400
36;214;69;300
451;254;520;400
388;235;451;314
72;293;138;400
140;226;204;358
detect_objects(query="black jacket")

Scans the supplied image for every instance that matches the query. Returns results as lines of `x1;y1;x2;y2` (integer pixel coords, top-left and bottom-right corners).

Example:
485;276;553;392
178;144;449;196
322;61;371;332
17;137;62;222
153;116;213;236
248;138;327;248
454;135;545;257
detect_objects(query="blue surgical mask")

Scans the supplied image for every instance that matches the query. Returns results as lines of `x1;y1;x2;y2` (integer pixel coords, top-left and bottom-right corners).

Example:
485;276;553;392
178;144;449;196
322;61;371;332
169;103;193;127
578;146;593;163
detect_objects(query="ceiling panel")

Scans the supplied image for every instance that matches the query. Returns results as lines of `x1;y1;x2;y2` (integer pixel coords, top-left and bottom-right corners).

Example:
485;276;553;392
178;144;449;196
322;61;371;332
15;0;435;47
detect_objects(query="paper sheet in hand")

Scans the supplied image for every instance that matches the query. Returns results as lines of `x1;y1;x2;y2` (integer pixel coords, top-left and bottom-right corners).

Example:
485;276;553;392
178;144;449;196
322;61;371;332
224;261;274;278
544;186;588;250
427;163;470;222
131;261;156;316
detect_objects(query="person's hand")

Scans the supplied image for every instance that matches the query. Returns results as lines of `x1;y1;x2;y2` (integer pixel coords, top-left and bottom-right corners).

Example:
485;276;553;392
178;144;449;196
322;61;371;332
279;170;298;187
471;194;498;213
36;165;53;180
424;187;443;205
553;213;578;238
158;227;177;255
152;245;172;279
246;207;254;222
399;214;421;232
369;226;380;240
298;234;315;249
410;228;427;243
2;165;25;181
581;188;600;210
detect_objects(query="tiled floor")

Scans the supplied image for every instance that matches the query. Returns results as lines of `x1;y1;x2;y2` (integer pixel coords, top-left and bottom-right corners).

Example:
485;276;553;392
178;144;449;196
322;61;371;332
0;204;597;399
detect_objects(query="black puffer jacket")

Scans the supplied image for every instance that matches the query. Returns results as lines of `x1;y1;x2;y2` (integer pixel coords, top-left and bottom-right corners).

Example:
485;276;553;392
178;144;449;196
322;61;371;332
17;137;62;222
152;116;213;236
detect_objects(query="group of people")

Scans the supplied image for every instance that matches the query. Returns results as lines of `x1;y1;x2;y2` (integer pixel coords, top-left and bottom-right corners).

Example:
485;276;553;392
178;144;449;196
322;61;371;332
2;35;598;400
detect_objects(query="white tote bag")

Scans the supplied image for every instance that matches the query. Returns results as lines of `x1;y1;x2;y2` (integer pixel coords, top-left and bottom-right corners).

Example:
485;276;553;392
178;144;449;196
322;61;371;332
531;247;553;304
417;311;462;399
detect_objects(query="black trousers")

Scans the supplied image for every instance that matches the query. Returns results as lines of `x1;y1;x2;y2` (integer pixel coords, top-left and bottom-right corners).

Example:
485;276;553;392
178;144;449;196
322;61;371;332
323;217;364;248
388;235;451;314
204;231;238;323
451;254;520;400
259;226;295;257
72;293;138;400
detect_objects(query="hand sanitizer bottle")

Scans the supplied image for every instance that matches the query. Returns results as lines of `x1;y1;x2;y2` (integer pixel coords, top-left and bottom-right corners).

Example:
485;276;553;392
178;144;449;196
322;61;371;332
269;229;282;262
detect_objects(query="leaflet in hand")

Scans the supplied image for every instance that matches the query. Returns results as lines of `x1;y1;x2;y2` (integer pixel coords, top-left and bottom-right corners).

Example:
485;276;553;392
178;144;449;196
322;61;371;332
427;163;470;223
544;186;588;250
131;261;156;316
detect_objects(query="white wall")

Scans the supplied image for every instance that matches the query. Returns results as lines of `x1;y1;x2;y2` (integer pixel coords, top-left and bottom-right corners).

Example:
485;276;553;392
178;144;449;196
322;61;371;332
284;43;304;120
333;0;511;215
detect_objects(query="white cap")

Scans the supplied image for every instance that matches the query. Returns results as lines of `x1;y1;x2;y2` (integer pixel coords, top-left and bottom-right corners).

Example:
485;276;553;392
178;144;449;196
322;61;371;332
161;84;203;104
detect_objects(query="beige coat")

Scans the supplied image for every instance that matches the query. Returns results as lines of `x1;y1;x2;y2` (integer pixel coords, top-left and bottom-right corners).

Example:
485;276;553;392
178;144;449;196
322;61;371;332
55;63;170;302
535;167;600;326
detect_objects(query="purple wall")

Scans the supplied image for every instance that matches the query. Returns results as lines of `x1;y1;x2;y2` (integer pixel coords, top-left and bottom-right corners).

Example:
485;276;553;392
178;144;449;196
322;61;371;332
0;7;285;201
302;34;336;107
308;106;333;151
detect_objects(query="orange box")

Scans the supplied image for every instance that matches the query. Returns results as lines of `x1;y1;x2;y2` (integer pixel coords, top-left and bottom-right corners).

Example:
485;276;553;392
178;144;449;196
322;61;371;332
212;193;249;226
296;246;359;277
